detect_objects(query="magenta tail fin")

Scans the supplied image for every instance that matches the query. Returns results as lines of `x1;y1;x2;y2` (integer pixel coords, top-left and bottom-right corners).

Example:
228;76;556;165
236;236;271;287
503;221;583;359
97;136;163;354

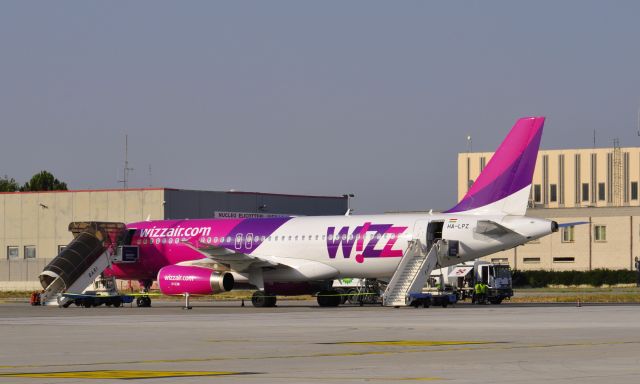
446;116;545;215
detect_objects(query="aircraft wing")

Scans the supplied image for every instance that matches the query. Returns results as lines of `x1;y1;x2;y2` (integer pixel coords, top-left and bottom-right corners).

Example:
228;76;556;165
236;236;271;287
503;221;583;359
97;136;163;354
180;241;278;272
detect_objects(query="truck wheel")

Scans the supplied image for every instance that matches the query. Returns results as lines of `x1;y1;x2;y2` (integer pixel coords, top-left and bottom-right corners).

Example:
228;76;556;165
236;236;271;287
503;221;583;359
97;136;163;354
490;298;503;305
113;298;122;308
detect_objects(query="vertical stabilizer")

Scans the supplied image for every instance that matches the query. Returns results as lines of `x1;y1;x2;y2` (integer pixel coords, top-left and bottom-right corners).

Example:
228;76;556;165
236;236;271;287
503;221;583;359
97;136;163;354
445;117;545;215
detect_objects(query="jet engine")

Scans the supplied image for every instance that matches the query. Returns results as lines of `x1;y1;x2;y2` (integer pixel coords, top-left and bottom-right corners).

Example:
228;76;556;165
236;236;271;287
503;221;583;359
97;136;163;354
157;265;234;295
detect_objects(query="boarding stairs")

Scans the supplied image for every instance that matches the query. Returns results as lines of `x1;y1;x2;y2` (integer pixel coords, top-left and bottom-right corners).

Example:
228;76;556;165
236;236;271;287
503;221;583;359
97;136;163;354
38;222;134;306
382;239;443;307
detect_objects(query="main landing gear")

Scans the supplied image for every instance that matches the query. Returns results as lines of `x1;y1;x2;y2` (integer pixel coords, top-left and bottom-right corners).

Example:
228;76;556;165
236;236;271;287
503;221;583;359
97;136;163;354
251;291;277;307
136;296;152;307
136;280;152;307
317;290;341;307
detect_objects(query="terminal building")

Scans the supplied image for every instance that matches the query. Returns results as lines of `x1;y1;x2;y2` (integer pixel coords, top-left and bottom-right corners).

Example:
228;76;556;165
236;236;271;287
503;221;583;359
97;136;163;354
459;145;640;271
0;188;348;290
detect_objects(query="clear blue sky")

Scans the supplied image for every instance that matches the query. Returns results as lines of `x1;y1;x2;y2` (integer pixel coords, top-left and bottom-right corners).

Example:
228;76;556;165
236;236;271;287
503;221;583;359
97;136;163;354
1;1;639;213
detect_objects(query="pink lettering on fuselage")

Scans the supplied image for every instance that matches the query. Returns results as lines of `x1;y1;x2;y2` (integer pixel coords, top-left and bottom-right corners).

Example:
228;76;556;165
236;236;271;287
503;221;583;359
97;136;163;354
326;222;407;263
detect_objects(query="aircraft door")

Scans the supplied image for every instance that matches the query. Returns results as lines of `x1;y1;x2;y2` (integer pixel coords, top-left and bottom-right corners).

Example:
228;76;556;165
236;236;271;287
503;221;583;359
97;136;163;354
413;220;428;244
426;221;444;251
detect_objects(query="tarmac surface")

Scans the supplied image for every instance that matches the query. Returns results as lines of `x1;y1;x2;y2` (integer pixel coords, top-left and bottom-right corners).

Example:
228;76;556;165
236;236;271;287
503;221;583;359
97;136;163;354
1;300;640;383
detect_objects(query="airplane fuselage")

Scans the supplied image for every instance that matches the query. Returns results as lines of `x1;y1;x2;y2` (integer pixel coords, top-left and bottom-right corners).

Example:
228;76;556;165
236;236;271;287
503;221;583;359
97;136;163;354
107;213;555;285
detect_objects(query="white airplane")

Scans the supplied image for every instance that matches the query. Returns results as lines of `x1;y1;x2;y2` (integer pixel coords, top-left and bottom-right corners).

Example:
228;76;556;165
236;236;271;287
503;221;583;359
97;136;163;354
61;117;559;307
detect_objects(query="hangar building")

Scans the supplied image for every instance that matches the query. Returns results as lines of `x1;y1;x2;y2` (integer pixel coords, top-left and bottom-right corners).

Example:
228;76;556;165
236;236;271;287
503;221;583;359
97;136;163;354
0;188;348;290
459;145;640;271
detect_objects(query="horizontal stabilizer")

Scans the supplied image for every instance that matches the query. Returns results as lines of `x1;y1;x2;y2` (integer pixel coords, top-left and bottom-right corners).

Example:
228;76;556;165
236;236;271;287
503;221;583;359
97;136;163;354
557;221;589;228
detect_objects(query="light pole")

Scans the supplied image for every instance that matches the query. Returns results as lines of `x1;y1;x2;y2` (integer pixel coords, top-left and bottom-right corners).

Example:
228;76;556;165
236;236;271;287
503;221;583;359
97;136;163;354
342;194;355;215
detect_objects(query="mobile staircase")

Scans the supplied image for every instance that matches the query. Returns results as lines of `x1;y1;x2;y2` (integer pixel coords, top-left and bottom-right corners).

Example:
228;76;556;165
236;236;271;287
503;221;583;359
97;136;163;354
382;239;444;307
38;222;135;307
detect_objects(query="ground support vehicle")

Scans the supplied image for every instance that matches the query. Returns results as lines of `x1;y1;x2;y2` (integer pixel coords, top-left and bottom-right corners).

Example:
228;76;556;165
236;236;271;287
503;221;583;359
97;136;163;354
435;261;514;304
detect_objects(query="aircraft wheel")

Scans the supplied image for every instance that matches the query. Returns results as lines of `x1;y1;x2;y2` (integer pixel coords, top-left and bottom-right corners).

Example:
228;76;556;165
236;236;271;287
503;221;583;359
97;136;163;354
317;290;340;307
251;291;270;307
136;296;151;307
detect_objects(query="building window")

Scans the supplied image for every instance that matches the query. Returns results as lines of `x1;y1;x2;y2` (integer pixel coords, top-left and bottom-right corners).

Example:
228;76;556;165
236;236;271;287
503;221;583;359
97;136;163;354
534;184;541;203
598;183;605;201
7;246;19;260
24;246;36;259
561;226;575;243
632;182;638;200
553;257;575;263
550;184;557;202
594;225;606;242
523;257;540;263
582;183;589;202
491;258;508;264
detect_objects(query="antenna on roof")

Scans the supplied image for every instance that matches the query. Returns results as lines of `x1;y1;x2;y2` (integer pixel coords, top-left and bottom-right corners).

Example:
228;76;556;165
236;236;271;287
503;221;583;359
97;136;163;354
637;106;640;136
148;164;152;187
593;129;596;148
118;135;134;189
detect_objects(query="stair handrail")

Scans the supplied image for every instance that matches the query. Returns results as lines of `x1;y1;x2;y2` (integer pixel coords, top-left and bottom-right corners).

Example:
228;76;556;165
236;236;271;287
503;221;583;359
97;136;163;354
382;239;426;302
405;239;443;296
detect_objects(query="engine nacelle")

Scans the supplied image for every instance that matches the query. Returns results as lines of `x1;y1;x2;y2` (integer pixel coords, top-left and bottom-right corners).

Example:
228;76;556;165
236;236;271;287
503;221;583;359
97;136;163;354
157;265;234;295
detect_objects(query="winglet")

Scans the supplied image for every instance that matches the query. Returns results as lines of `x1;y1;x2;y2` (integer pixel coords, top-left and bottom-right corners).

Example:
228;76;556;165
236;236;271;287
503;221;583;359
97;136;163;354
446;117;545;215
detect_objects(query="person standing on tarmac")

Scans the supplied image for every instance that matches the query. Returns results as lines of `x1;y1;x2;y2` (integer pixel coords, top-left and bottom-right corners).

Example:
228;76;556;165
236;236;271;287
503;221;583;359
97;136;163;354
474;282;482;304
480;282;488;304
